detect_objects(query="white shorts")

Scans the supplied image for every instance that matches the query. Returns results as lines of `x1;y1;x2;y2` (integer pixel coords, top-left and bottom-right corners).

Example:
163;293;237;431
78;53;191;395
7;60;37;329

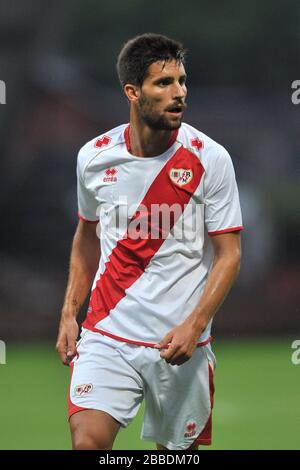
68;328;216;450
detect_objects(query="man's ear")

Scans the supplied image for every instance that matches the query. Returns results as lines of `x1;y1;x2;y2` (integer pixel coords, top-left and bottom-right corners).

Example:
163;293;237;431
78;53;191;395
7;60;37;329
124;84;140;103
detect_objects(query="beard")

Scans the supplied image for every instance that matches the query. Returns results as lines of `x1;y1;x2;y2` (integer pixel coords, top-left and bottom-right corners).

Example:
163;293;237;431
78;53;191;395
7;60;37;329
137;93;183;130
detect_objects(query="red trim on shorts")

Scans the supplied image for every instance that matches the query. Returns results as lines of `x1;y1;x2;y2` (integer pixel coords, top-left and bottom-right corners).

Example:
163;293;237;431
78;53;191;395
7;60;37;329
194;362;215;446
88;326;212;348
68;357;87;420
78;212;98;224
208;226;244;236
124;124;178;154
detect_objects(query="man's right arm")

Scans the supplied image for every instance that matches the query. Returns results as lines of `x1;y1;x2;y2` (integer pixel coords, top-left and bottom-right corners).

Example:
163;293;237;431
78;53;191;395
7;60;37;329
56;219;100;365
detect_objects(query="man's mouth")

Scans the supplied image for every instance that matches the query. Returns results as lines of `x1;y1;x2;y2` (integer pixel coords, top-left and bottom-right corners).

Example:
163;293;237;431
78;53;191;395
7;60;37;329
165;104;185;116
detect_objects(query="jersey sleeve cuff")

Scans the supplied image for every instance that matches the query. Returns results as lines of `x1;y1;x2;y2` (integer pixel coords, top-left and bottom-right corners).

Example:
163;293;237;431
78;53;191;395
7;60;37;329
77;211;99;224
208;225;244;236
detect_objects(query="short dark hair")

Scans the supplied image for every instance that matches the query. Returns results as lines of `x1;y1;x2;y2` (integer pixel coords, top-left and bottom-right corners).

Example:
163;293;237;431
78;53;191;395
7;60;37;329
116;33;186;88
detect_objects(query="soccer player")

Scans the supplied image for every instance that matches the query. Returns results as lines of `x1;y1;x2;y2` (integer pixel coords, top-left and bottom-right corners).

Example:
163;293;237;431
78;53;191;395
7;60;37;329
56;33;243;450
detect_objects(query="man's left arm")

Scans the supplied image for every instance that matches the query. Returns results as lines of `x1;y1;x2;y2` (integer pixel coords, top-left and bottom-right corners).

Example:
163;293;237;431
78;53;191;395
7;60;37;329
154;231;241;365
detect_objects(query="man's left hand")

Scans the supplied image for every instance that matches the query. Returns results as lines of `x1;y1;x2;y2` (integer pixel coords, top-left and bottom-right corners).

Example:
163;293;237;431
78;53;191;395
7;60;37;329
154;320;205;366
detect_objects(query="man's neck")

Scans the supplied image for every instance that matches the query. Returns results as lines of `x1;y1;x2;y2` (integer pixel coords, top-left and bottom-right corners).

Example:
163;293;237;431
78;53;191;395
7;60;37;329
128;112;178;157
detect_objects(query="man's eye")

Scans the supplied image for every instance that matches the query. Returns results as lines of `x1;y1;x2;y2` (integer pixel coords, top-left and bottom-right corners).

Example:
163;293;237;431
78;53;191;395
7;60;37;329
158;80;169;86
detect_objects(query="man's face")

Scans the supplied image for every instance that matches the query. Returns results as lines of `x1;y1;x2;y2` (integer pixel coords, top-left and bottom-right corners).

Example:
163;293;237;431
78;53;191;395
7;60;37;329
137;60;187;130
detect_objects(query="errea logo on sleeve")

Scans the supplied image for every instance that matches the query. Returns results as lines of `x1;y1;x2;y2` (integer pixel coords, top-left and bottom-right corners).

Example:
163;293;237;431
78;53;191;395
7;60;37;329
95;135;111;148
184;421;197;438
0;80;6;104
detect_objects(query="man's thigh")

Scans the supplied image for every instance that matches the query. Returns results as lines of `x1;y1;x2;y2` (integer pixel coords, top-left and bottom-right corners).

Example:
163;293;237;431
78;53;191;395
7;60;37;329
68;330;144;428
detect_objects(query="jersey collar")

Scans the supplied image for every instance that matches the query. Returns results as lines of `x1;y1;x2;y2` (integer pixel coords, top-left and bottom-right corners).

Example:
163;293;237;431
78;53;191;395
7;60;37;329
124;124;179;155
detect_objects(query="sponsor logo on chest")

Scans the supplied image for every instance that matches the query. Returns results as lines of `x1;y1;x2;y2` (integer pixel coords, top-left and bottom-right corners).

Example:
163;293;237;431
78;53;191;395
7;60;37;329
103;167;118;183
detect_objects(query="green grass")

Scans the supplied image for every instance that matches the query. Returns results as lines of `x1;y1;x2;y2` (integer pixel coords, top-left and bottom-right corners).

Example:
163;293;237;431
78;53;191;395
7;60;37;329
0;339;299;450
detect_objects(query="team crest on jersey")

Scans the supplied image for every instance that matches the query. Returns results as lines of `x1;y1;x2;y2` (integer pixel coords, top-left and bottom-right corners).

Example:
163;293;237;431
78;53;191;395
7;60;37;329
169;168;193;186
75;383;93;397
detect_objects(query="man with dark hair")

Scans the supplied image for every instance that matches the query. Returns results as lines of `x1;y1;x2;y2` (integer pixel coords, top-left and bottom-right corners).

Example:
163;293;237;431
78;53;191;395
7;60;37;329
56;33;243;450
116;33;186;88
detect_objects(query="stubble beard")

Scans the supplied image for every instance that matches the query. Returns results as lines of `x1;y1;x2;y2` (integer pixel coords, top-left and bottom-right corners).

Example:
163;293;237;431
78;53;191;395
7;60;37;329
138;94;182;131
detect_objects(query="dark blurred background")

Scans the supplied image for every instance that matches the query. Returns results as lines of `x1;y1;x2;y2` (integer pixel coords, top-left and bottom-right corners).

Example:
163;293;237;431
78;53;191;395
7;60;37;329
0;0;299;342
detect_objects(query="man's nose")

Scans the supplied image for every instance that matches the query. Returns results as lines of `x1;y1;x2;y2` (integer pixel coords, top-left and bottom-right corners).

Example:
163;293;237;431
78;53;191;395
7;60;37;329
172;82;186;99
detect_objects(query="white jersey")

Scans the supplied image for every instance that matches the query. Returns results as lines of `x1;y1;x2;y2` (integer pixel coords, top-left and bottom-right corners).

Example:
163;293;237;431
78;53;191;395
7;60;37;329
77;123;243;346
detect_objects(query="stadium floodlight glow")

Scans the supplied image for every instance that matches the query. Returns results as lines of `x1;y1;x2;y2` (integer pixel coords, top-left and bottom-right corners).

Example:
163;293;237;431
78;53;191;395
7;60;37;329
0;80;6;104
0;340;6;364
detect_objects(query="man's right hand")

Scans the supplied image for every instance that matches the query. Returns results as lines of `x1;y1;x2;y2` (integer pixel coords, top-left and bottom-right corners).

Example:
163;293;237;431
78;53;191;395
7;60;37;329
56;316;79;366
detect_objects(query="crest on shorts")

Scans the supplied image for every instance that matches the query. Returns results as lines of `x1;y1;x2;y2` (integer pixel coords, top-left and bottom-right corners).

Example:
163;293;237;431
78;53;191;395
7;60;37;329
184;421;197;438
75;383;93;397
169;168;193;186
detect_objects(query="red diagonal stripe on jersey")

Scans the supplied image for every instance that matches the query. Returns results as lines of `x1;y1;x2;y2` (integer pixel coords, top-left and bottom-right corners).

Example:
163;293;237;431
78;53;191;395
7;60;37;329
83;146;205;329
